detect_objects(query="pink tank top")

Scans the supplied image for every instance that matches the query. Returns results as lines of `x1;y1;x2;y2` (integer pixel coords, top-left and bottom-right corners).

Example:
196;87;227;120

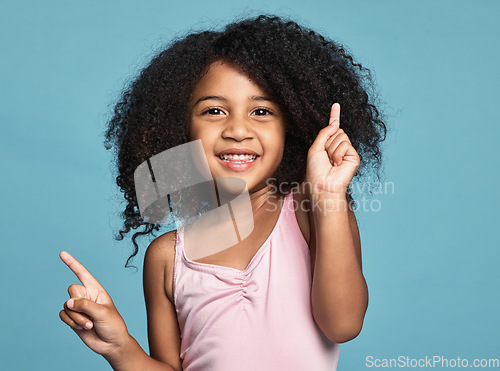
173;192;340;370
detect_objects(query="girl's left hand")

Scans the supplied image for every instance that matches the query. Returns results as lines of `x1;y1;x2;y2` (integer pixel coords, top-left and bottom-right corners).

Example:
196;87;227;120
305;103;360;197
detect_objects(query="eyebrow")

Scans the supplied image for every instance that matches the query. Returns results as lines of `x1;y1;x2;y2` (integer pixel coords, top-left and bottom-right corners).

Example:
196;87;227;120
192;95;274;108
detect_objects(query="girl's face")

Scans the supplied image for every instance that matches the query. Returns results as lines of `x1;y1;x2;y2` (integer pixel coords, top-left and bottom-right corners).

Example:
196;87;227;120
188;60;286;194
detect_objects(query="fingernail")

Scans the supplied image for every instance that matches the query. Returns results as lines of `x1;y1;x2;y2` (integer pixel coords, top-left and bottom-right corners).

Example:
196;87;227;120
85;322;93;330
67;299;74;309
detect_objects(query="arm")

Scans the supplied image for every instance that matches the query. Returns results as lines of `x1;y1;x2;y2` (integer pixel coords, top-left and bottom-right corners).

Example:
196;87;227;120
59;248;180;371
105;335;178;371
309;194;368;344
305;103;368;343
106;231;182;370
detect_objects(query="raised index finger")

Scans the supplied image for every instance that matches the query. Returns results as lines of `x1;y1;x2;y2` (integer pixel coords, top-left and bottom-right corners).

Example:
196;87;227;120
60;250;103;289
329;102;341;127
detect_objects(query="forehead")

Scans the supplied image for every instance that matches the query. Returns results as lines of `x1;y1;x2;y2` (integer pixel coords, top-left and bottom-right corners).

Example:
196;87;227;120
191;61;265;96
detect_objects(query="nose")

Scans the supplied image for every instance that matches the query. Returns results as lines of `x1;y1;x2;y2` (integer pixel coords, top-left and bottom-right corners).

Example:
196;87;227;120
221;115;254;141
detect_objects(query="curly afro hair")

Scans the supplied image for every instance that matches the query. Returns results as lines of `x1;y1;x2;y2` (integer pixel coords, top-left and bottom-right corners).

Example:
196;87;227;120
103;14;388;269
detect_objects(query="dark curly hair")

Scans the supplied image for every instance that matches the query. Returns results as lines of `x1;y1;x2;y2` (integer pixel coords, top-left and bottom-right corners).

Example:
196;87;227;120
103;14;388;270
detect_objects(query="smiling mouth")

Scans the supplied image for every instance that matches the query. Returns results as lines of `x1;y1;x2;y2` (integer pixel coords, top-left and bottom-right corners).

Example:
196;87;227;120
217;154;258;163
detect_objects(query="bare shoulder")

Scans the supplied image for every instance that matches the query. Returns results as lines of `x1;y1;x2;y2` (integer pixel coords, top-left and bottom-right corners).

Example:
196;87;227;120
144;230;177;303
143;230;182;370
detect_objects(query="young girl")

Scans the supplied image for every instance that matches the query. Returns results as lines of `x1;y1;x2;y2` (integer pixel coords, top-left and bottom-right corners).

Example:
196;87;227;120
59;14;386;371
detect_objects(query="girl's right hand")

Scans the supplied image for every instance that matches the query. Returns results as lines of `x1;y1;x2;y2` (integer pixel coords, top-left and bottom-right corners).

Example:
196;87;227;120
59;251;130;359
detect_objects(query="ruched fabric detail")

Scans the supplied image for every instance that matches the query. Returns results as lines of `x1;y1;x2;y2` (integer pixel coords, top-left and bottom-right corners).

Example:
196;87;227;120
173;192;340;370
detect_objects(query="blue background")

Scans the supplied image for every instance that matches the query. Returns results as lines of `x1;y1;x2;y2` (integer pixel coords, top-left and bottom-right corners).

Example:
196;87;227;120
1;1;499;370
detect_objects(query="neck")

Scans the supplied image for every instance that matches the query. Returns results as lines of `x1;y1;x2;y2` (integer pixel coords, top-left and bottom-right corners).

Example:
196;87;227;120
248;184;283;214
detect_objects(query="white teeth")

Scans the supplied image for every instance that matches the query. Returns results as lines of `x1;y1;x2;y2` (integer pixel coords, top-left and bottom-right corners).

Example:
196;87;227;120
218;154;257;162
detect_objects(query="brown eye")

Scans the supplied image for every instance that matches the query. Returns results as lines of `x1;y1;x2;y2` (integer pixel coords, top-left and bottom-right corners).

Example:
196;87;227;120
252;108;273;116
203;108;225;115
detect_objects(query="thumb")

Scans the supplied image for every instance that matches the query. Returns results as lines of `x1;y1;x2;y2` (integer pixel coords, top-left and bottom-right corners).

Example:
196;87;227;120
67;297;107;321
308;123;338;156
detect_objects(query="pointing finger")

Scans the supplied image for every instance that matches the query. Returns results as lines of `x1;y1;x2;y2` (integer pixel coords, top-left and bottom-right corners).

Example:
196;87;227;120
60;251;104;290
308;103;341;155
329;103;341;127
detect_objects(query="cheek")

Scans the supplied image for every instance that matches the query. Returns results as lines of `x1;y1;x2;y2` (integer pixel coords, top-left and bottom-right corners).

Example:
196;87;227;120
187;116;209;141
189;127;216;155
266;138;285;163
188;122;206;142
